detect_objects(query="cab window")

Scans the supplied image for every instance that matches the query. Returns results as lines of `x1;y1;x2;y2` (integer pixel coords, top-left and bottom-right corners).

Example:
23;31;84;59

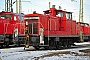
66;13;72;20
0;14;12;20
56;12;63;17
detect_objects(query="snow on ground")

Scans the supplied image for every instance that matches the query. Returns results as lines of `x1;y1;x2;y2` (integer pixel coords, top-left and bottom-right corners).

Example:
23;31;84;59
0;42;90;60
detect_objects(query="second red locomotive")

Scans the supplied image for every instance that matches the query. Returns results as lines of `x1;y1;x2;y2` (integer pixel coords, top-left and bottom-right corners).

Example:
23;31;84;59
0;11;26;47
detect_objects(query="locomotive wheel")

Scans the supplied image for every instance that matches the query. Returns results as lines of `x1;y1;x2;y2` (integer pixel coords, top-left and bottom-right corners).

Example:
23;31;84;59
49;46;54;50
4;38;9;47
67;42;71;48
14;36;19;46
56;45;62;49
34;46;39;50
0;44;3;48
67;44;71;48
45;46;49;50
67;41;71;48
63;42;68;48
56;42;62;49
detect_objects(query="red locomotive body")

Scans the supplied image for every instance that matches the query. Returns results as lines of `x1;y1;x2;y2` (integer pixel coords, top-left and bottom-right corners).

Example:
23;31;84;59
24;6;90;49
0;11;25;47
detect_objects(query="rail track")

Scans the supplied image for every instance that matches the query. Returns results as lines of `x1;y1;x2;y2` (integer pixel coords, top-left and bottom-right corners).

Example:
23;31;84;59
0;42;90;60
0;42;90;51
24;42;90;51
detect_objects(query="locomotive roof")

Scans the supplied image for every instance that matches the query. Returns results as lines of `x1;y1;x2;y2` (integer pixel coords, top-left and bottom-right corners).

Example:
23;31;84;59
0;11;24;16
0;11;13;14
43;9;72;14
76;22;89;26
24;13;42;17
56;10;72;13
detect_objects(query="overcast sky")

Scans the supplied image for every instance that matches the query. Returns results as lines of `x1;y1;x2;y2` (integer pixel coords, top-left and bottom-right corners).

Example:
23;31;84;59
0;0;90;23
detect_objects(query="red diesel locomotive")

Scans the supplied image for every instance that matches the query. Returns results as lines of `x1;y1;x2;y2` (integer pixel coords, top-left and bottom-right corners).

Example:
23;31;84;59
0;11;26;47
24;6;90;49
